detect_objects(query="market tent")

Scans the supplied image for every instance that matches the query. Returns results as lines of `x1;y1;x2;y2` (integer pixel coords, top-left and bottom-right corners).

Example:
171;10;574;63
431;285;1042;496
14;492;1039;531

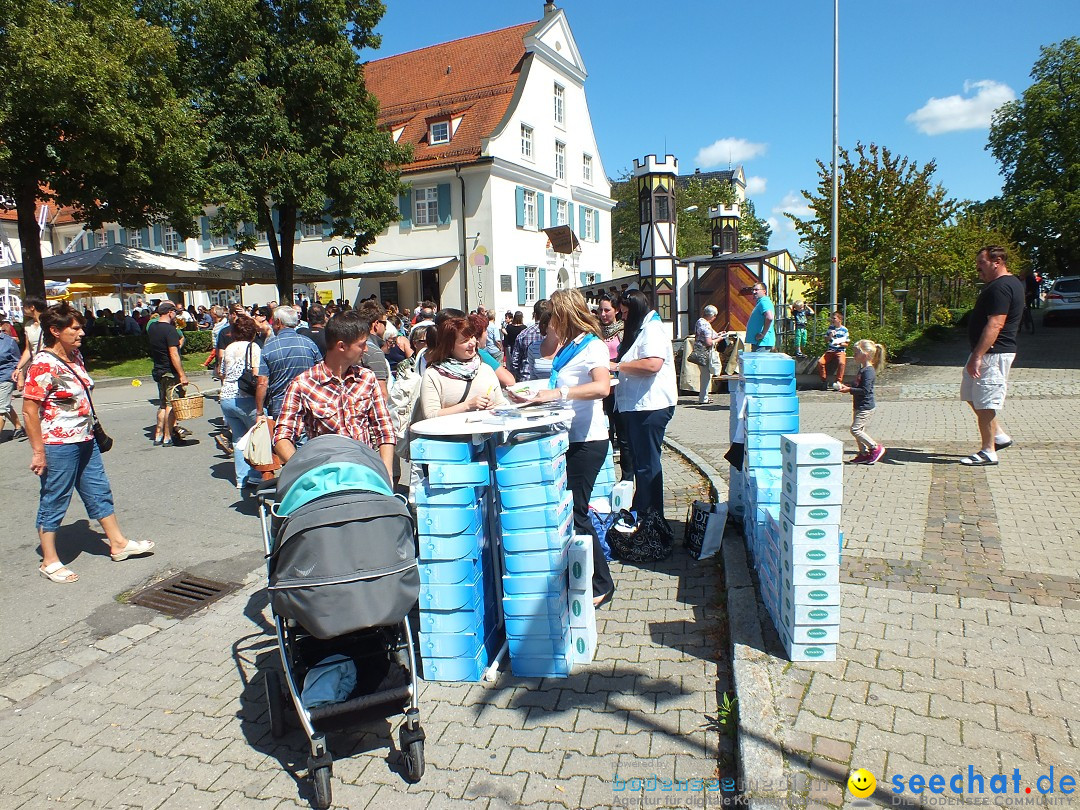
0;245;240;286
203;253;332;284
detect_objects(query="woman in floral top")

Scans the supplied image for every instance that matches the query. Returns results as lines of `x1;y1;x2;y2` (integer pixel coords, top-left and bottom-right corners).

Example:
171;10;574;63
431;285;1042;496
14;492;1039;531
22;303;154;584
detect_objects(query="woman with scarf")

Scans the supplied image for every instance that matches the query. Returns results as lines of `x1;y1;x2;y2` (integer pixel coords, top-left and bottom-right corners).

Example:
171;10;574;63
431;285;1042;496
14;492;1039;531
418;317;506;420
613;290;678;520
508;289;614;607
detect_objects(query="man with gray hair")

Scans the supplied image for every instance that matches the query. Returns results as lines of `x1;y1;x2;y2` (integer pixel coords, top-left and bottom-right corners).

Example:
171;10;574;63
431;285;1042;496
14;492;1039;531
254;305;320;419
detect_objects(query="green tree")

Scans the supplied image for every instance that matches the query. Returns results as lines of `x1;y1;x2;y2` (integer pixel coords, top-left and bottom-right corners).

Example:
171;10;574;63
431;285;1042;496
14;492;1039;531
789;142;958;322
148;0;411;304
0;0;205;299
987;37;1080;277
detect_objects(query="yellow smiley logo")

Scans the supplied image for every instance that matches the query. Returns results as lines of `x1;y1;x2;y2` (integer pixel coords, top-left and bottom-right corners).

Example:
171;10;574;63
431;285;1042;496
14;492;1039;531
848;768;876;798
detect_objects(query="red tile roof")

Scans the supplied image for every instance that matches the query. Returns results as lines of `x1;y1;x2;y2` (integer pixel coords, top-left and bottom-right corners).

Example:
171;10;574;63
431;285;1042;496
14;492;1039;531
365;20;537;175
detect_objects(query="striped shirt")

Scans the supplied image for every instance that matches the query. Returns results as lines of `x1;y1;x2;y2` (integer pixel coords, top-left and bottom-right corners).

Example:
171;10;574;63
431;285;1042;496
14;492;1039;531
257;328;320;417
273;363;395;450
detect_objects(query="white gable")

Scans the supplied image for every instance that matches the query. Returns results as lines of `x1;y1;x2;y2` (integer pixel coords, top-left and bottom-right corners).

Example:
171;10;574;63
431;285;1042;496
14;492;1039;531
524;10;586;83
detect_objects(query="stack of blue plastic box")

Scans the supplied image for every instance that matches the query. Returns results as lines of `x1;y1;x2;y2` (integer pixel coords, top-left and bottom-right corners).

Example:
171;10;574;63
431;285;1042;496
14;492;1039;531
495;430;575;678
411;436;503;681
736;353;799;588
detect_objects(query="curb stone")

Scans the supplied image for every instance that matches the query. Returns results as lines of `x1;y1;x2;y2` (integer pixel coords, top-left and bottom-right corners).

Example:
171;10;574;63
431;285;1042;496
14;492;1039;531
664;436;787;808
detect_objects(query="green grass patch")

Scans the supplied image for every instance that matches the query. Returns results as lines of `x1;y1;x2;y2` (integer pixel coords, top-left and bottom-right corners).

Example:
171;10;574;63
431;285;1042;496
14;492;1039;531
85;354;209;379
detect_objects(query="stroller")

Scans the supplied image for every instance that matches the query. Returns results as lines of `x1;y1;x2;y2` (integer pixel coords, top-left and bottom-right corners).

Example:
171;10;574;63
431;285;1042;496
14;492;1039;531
257;434;425;809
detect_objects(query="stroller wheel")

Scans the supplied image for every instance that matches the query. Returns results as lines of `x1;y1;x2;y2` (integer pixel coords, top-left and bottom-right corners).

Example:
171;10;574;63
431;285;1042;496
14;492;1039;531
311;764;332;809
264;669;287;739
403;739;425;782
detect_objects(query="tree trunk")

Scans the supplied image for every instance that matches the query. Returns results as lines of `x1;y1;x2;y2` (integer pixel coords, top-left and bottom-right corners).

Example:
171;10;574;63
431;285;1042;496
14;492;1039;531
878;275;885;327
260;200;295;306
15;184;46;300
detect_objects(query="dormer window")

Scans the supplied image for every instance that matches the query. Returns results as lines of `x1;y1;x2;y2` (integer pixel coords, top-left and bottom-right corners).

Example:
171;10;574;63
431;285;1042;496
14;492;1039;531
430;120;450;145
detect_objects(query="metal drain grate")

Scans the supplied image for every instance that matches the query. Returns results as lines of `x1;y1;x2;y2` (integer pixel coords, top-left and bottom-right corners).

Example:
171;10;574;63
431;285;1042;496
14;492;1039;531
129;573;239;618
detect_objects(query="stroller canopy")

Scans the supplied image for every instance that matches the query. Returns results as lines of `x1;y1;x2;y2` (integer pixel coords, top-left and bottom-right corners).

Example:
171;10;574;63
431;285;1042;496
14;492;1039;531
277;435;393;517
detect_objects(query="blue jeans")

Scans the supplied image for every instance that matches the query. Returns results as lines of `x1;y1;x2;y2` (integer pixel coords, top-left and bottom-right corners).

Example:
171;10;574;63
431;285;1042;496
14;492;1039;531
622;406;675;519
37;441;115;532
219;396;259;485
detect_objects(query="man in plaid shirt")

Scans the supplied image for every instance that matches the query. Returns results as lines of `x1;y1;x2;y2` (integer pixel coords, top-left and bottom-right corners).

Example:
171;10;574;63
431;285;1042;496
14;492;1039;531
508;298;548;381
272;311;396;476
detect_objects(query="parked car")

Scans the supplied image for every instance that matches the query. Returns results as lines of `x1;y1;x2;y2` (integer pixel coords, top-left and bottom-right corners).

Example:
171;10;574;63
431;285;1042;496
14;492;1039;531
1043;276;1080;326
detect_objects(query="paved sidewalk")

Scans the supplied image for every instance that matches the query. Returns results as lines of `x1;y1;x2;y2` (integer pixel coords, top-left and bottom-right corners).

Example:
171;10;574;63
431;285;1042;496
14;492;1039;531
0;452;727;809
667;324;1080;808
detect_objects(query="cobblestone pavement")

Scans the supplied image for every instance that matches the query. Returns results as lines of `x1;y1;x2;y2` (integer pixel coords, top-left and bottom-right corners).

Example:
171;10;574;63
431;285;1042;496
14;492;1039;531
668;323;1080;809
0;451;730;809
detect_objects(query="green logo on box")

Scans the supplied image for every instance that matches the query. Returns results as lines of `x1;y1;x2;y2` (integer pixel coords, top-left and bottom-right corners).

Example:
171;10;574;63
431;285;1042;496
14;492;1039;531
808;589;829;601
784;441;793;452
576;638;585;654
805;646;825;658
572;562;582;578
572;600;581;617
809;508;829;520
810;448;830;459
807;550;826;561
811;488;830;499
807;528;826;540
807;569;828;580
808;609;829;620
811;468;830;479
808;628;828;639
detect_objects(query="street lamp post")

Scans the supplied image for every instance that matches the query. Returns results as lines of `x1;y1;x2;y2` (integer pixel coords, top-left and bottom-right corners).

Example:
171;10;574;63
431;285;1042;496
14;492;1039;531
327;245;354;305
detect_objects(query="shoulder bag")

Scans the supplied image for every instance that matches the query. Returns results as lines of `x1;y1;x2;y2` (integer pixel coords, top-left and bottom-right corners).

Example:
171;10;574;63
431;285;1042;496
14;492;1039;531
688;338;711;367
45;351;113;453
237;341;257;397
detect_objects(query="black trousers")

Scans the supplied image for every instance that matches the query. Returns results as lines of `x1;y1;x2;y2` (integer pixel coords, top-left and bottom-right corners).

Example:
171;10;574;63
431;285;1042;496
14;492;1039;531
603;392;634;480
566;439;615;598
623;406;675;519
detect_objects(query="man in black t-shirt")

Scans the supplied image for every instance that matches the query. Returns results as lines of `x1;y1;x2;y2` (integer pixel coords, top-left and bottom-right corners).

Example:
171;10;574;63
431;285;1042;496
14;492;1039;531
147;302;189;447
959;246;1025;466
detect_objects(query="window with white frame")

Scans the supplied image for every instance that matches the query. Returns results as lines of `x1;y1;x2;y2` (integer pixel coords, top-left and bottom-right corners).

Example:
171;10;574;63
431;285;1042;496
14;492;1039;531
524;267;538;302
256;230;268;244
554;83;565;125
211;232;230;248
300;222;320;238
583;154;593;183
555;199;568;226
521;124;533;159
523;189;537;229
128;229;143;248
163;225;181;252
95;231;107;248
583;207;595;241
555;141;566;180
430;121;450;145
414;186;439;226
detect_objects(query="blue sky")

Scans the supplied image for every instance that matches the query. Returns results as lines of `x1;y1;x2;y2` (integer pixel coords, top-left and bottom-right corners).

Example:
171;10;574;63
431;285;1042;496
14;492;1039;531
369;1;1078;252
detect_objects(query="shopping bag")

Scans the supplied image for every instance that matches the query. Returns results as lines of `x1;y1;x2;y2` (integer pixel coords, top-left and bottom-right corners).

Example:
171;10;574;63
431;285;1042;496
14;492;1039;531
243;420;274;468
606;509;673;563
684;500;728;560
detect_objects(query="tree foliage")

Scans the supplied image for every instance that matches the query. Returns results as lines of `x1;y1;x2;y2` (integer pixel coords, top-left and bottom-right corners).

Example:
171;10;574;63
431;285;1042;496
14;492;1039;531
141;0;411;304
0;0;205;298
988;37;1080;277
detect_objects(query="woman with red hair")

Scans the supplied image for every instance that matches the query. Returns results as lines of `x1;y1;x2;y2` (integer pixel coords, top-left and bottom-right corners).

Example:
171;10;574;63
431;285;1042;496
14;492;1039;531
418;317;506;420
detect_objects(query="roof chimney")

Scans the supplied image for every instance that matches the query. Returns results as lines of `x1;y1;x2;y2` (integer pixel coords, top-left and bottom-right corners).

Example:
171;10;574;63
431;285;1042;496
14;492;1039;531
543;1;557;15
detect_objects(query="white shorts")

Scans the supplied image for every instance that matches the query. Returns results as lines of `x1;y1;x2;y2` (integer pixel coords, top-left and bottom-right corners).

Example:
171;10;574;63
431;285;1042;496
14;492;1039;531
960;353;1015;411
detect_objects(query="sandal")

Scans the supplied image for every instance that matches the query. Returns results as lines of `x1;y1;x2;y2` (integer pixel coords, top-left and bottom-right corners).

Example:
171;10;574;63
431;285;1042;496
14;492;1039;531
111;539;155;562
40;562;79;583
960;451;998;467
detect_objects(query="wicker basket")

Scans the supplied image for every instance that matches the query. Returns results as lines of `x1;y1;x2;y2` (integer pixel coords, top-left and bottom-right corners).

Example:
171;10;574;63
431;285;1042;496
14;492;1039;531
170;382;205;421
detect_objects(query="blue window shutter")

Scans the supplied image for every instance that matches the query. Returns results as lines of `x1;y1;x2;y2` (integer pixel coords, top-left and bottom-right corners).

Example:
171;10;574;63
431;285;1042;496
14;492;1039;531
549;196;558;226
578;205;587;235
321;213;333;237
437;183;452;225
568;202;576;233
515;186;525;228
399;190;412;230
271;207;281;236
106;230;116;246
537;193;545;229
141;228;150;247
538;268;547;300
152;224;163;248
516;266;527;306
82;232;92;250
118;228;127;246
593;209;600;242
580;272;589;286
200;216;211;250
177;235;187;255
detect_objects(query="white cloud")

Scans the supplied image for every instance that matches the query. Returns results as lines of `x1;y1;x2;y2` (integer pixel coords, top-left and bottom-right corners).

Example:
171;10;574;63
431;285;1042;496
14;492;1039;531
906;80;1016;135
695;138;767;167
746;175;767;195
771;192;812;233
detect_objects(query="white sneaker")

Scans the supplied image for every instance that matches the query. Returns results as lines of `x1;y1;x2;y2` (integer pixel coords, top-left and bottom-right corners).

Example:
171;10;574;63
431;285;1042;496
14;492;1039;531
829;382;842;391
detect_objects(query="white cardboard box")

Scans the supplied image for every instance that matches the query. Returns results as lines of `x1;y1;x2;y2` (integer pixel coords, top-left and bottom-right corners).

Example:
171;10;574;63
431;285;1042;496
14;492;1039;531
568;591;596;628
791;583;841;605
570;624;597;664
780;516;840;546
568;536;593;594
781;495;842;526
782;534;841;567
782;558;840;586
783;461;843;487
781;478;844;506
780;433;844;466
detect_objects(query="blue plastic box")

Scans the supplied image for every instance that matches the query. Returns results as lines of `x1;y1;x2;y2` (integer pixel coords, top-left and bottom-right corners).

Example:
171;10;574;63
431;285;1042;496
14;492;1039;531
420;628;502;682
745;394;800;416
745;413;800;434
500;492;573;532
496;432;570;466
414;481;483;507
745;432;783;452
502;545;569;575
410;437;480;463
420;568;487;611
416;501;484;537
418;554;484;586
744;448;783;471
502;514;573;554
418;590;491;634
742;377;797;395
507;630;571;658
504;607;569;637
418;628;489;659
739;353;796;377
424;461;490;487
510;648;573;678
502;589;568;617
502;569;567;596
417;526;485;562
500;480;569;510
495;455;567;487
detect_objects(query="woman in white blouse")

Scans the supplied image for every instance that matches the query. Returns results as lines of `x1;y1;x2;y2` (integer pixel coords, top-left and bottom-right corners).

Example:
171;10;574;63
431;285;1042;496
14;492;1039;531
612;290;678;520
217;315;262;491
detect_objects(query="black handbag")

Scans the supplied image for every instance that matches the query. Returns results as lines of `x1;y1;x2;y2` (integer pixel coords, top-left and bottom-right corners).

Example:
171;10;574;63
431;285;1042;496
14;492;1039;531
606;509;674;563
237;341;257;397
688;340;710;367
46;351;112;453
